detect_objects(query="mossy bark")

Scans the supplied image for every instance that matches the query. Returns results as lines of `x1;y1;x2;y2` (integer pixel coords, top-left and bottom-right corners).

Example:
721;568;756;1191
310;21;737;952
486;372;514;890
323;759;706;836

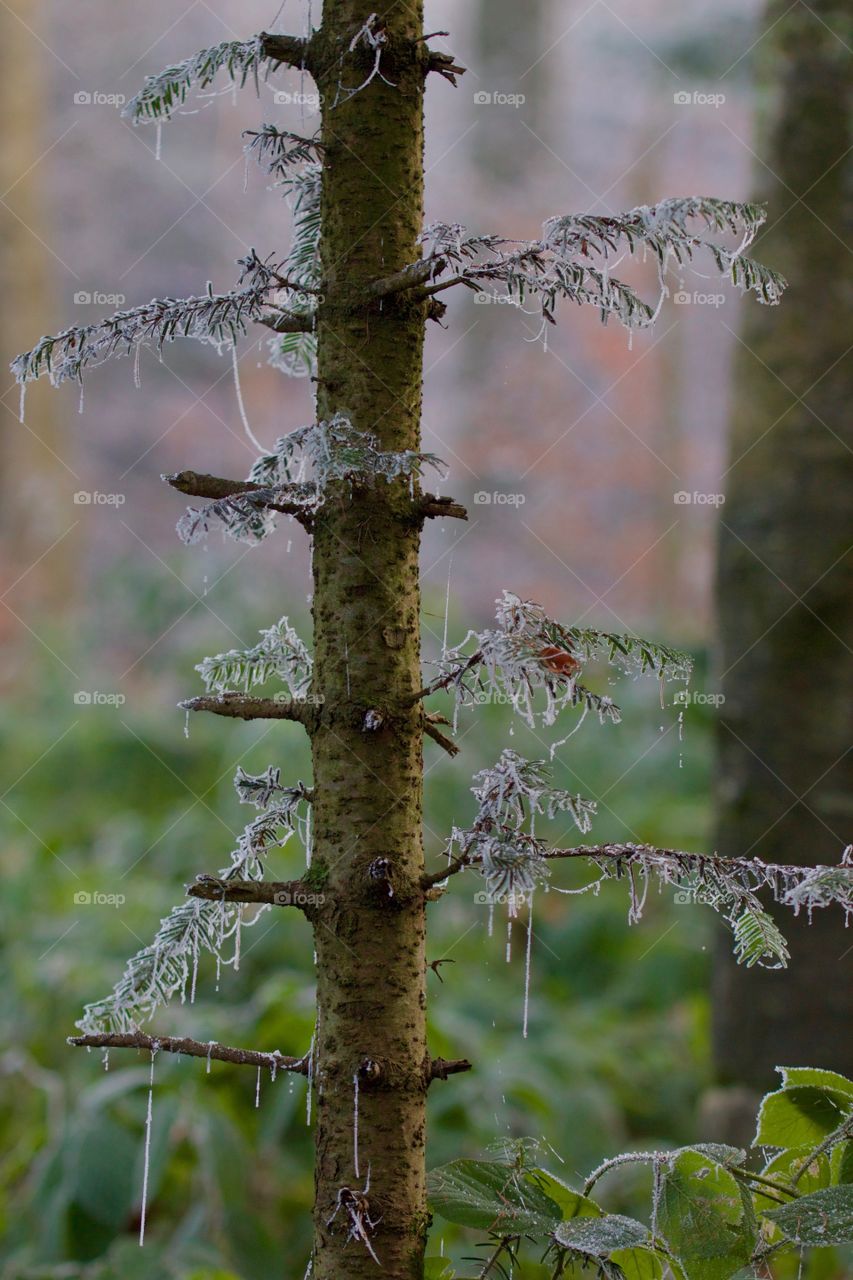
307;4;431;1276
712;0;853;1087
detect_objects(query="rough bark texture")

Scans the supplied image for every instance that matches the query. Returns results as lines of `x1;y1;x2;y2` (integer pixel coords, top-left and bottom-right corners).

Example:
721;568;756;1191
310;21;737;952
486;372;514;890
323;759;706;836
307;4;431;1276
712;0;853;1090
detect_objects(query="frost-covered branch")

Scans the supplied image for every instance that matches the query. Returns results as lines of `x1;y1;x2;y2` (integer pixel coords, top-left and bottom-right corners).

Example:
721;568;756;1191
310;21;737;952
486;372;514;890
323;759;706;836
414;198;786;332
76;767;313;1035
68;1031;310;1074
244;124;323;178
194;617;313;700
12;268;312;389
441;825;853;969
165;471;319;537
180;415;447;547
419;591;689;733
124;34;312;126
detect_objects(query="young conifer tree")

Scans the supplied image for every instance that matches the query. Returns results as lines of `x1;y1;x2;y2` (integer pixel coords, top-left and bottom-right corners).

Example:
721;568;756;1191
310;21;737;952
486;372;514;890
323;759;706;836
14;4;853;1277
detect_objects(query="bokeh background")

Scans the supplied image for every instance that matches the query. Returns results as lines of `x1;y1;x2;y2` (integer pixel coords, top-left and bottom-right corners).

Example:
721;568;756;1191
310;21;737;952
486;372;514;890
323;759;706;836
0;1;848;1277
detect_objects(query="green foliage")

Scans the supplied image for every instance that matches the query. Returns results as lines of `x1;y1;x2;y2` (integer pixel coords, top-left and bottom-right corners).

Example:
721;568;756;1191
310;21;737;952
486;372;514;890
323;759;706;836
427;1068;853;1278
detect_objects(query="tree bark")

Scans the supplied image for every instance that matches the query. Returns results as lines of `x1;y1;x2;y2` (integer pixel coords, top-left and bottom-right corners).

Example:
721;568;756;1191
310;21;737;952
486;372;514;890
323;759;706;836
712;0;853;1090
308;4;431;1275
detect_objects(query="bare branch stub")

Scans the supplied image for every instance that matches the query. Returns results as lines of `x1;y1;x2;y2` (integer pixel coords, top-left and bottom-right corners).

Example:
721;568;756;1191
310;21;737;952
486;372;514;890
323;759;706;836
429;1056;472;1082
426;50;466;85
186;875;318;911
180;693;319;729
423;717;460;758
68;1030;309;1074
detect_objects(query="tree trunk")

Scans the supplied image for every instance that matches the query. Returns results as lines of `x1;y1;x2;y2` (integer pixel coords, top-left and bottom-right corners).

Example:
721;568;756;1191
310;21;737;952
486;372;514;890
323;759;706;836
308;4;430;1275
712;0;853;1091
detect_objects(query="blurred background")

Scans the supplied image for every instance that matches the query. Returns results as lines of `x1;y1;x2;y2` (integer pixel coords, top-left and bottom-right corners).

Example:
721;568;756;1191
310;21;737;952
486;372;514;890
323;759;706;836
0;0;849;1276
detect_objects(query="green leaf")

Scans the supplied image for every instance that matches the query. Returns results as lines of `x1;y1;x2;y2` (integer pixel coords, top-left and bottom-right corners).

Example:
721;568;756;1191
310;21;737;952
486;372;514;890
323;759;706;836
553;1213;649;1254
755;1086;852;1148
764;1185;853;1245
427;1159;562;1232
779;1068;853;1098
610;1245;670;1279
532;1168;601;1220
657;1149;756;1280
758;1146;829;1204
424;1261;456;1280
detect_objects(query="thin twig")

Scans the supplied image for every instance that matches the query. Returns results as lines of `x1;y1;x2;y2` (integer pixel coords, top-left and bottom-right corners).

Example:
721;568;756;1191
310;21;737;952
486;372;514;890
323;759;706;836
68;1030;309;1074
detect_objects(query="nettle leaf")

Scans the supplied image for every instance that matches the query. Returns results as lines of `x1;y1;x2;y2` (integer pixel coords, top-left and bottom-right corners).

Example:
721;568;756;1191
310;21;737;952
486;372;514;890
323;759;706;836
764;1184;853;1245
755;1084;852;1149
610;1245;670;1280
426;1159;562;1233
657;1150;756;1280
532;1168;601;1220
758;1146;830;1203
552;1214;650;1273
779;1067;853;1098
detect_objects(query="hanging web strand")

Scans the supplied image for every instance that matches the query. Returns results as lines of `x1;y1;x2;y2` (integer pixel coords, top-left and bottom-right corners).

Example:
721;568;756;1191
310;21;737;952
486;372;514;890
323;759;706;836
232;342;266;452
523;894;534;1039
139;1048;157;1247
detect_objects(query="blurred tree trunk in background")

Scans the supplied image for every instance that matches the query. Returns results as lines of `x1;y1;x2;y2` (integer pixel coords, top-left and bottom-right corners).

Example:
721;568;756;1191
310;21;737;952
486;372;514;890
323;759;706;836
712;0;853;1093
0;0;70;633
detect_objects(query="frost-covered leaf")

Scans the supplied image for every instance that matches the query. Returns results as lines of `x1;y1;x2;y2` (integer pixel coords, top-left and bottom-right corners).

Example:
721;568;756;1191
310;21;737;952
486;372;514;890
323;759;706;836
779;1067;853;1097
755;1085;852;1149
764;1185;853;1245
531;1168;601;1221
426;1159;562;1233
553;1213;649;1252
656;1149;756;1280
732;907;790;968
